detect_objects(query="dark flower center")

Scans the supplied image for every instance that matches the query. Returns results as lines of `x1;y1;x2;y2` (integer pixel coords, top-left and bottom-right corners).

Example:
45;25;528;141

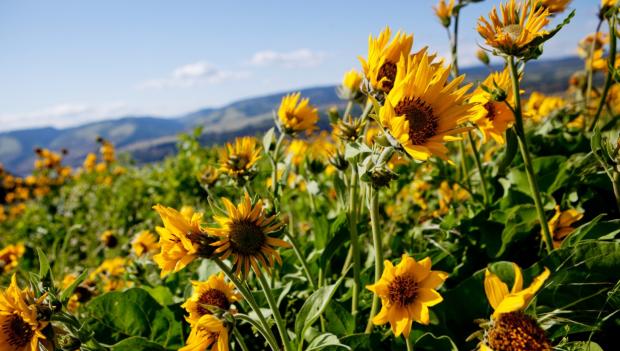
388;275;419;306
487;311;552;351
230;219;266;256
227;154;250;172
377;62;397;93
484;102;497;121
2;314;34;348
394;97;438;145
197;288;230;315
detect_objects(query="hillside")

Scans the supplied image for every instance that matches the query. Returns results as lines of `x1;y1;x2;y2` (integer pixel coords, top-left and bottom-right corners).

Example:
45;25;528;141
0;57;583;174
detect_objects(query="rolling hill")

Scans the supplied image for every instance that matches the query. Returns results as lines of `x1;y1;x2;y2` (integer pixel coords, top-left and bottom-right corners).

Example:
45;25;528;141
0;57;583;175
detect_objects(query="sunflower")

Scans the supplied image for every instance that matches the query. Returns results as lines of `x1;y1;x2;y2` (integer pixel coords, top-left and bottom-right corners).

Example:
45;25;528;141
182;273;242;325
89;257;130;292
359;27;413;94
341;69;363;100
477;0;550;56
132;230;160;257
433;0;455;27
0;274;48;351
523;92;566;122
219;137;262;179
546;206;583;248
208;192;289;277
469;68;515;144
153;205;209;277
179;314;229;351
536;0;571;15
277;93;319;135
366;253;447;338
198;165;220;188
83;153;97;172
379;52;476;161
484;263;550;318
100;230;118;248
0;243;25;274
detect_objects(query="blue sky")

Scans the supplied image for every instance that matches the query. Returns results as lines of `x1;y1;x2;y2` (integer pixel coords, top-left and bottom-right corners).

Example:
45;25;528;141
0;0;599;132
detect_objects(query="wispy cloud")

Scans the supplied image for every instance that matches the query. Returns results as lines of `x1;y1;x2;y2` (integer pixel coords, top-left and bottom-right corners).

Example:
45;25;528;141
248;49;326;68
137;61;249;90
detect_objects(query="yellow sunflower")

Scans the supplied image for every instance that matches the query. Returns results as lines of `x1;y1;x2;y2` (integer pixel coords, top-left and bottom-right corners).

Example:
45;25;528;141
198;165;220;188
219;137;262;179
182;273;242;326
341;69;363;99
152;205;206;277
359;27;413;94
180;314;229;351
536;0;571;14
83;153;97;172
366;253;448;338
433;0;455;27
546;206;583;248
132;230;160;257
469;68;515;144
89;257;129;292
524;92;565;122
208;192;289;277
0;274;48;351
277;92;319;134
100;230;118;248
477;0;550;56
484;263;550;318
379;52;476;161
0;243;25;274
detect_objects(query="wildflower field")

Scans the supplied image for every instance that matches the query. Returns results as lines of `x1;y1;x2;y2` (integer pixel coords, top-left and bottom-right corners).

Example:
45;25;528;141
2;0;620;350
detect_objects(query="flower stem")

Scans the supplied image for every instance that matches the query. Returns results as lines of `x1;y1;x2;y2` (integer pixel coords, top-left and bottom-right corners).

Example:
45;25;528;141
365;187;383;333
213;259;280;350
507;56;553;254
270;132;287;205
348;161;361;318
257;271;292;351
234;328;250;351
406;337;414;351
286;213;316;289
467;131;490;205
589;15;617;131
583;19;603;120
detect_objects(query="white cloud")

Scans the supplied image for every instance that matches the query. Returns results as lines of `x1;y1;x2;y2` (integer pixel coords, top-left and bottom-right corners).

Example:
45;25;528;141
248;49;326;68
137;61;249;90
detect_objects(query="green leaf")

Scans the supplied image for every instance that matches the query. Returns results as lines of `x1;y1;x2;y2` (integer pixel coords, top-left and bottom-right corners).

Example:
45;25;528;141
490;204;539;257
562;215;620;247
37;248;51;280
142;286;176;306
263;127;276;152
496;127;518;175
561;341;604;351
306;333;351;351
109;336;167;351
412;332;458;351
318;213;349;270
60;270;88;303
85;288;183;348
506;156;569;196
335;333;383;350
295;275;346;342
324;301;354;336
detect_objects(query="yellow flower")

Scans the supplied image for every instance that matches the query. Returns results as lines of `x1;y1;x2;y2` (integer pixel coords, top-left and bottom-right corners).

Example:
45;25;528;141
359;27;413;94
277;92;319;134
0;243;25;274
366;254;447;338
524;92;565;122
100;140;115;164
477;0;550;56
83;153;97;172
566;115;585;129
536;0;571;15
100;230;118;248
152;205;205;277
179;314;229;351
198;165;220;188
132;230;160;257
469;69;515;144
602;0;618;9
182;273;242;326
208;192;289;277
379;52;475;161
219;137;261;179
0;274;48;351
480;311;552;351
577;33;607;59
341;69;363;98
484;263;550;318
433;0;455;27
286;139;309;166
546;206;583;248
89;257;129;292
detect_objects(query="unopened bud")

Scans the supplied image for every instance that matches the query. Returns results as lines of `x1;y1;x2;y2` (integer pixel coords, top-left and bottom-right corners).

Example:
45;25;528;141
327;106;340;124
476;49;490;66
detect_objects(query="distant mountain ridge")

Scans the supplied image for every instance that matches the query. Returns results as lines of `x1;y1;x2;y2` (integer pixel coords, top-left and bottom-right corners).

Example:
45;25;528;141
0;57;582;175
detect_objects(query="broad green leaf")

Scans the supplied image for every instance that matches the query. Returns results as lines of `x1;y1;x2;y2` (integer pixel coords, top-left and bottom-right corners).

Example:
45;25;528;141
490;204;539;257
506;156;569;196
109;336;167;351
412;332;458;351
37;248;51;281
295;275;346;342
324;301;354;336
306;333;351;351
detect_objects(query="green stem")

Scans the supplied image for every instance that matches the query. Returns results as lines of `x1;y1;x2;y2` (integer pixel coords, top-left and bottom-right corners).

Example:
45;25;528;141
286;213;316;289
270;132;287;205
235;314;277;351
344;100;353;118
233;328;250;351
348;161;361;318
584;19;604;119
213;259;279;350
613;173;620;212
365;187;383;333
257;271;292;351
507;56;553;254
467;131;490;205
406;337;414;351
590;15;617;131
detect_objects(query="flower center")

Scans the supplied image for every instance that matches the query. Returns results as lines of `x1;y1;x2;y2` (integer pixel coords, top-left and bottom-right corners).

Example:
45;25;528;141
227;154;250;172
487;311;552;351
377;62;397;93
394;97;438;145
388;275;419;306
197;288;230;315
229;219;267;256
484;102;497;121
502;24;523;42
2;314;34;348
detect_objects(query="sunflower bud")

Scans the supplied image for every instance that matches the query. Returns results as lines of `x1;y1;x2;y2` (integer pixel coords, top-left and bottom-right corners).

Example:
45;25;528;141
476;49;490;66
334;115;365;142
327;106;340;124
59;335;81;351
306;158;326;175
363;165;398;189
328;151;349;171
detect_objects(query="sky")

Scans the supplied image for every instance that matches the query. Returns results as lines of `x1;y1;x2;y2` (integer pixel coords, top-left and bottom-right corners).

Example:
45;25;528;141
0;0;600;132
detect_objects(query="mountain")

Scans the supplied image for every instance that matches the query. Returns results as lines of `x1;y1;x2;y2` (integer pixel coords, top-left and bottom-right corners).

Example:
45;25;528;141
0;57;583;175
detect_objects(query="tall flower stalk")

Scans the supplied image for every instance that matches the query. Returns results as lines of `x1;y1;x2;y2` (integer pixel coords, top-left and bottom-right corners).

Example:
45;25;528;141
365;186;383;332
589;14;617;131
